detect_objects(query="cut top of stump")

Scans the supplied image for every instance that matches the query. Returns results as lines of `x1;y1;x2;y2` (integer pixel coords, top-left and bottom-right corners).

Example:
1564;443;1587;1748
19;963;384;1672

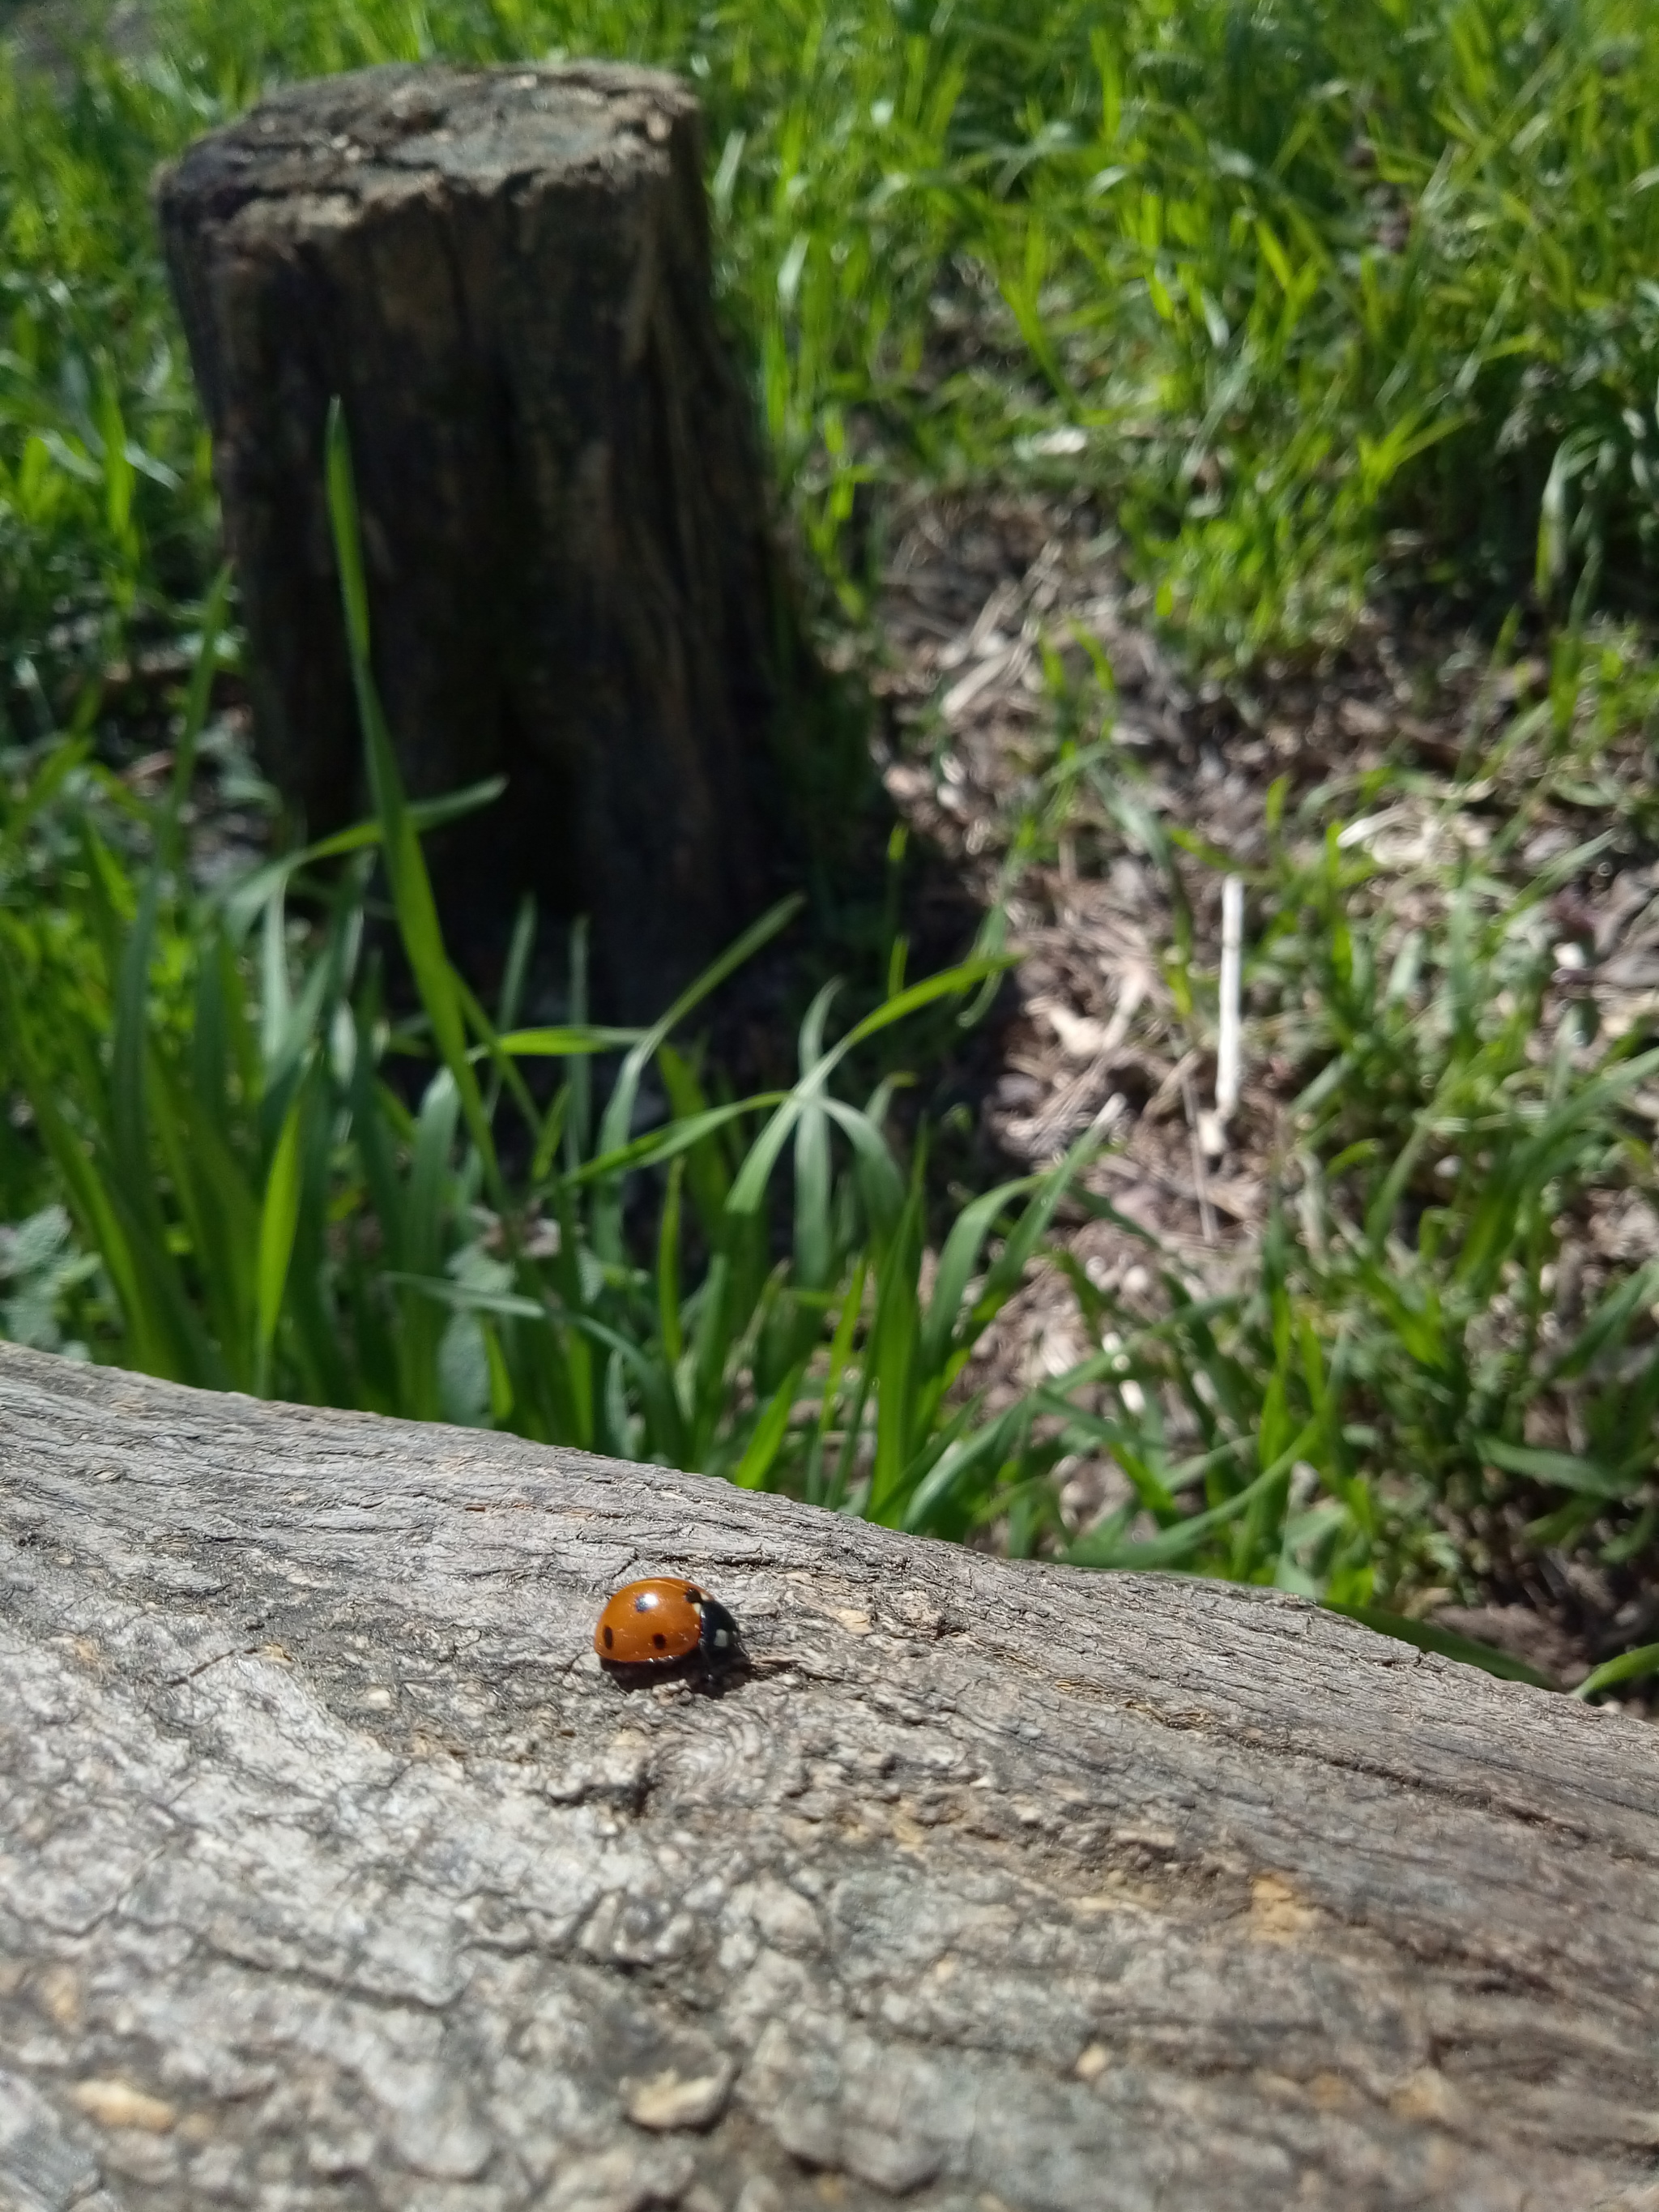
158;62;701;244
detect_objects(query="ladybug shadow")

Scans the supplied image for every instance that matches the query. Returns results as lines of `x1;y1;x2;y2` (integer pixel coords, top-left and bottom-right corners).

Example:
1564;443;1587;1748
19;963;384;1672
597;1650;752;1698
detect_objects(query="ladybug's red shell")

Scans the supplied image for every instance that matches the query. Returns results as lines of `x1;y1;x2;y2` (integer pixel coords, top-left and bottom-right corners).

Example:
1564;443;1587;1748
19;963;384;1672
594;1578;740;1670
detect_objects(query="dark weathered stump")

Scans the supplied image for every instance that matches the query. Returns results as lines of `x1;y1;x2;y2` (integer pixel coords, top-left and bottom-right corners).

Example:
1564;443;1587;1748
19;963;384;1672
156;63;815;1015
3;1340;1658;2211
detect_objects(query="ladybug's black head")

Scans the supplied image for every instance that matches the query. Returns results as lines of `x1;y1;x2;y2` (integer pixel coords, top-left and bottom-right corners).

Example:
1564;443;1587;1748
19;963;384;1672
696;1595;741;1667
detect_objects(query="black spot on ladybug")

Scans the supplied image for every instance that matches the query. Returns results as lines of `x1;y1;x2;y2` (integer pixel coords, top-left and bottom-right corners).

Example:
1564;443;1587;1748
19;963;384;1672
652;1633;667;1650
603;1625;614;1650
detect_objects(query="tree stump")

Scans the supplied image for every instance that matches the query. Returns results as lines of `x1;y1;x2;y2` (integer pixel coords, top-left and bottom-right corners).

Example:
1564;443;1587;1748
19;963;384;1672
156;64;817;1016
2;1345;1657;2211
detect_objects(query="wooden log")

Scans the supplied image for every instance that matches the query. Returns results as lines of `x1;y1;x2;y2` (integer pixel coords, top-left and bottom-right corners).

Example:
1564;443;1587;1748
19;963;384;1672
2;1340;1657;2212
156;64;818;1017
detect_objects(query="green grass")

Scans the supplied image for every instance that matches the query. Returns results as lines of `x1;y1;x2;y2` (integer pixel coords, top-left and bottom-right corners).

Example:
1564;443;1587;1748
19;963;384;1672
980;734;1659;1628
1000;631;1659;1671
2;0;1659;1690
4;0;1658;697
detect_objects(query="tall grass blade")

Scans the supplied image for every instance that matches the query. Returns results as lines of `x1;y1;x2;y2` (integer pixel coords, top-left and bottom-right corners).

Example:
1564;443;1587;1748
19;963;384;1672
255;1084;305;1395
325;396;500;1196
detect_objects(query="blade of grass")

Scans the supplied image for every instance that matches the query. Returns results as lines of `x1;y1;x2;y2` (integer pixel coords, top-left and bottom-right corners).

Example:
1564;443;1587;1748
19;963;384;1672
1572;1643;1659;1701
732;1359;809;1488
255;1081;305;1396
325;396;500;1199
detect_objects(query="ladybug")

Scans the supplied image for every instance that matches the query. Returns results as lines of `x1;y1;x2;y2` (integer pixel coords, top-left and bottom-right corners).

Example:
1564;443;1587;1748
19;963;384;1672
593;1578;741;1676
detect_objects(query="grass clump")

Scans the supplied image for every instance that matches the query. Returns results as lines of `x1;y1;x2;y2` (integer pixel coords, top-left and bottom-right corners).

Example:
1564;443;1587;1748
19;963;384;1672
1064;904;1659;1600
1024;722;1659;1686
0;420;1097;1551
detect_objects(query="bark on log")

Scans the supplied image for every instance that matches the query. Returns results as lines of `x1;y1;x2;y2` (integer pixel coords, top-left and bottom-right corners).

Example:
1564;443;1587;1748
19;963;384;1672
155;64;816;1016
2;1341;1657;2212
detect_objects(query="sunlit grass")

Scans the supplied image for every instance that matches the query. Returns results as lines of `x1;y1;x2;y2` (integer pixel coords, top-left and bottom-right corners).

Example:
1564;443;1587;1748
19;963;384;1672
3;0;1657;699
0;416;1103;1552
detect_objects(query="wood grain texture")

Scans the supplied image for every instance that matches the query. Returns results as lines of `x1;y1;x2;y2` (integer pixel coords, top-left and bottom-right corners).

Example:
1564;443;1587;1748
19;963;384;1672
1;1341;1656;2212
156;63;819;1016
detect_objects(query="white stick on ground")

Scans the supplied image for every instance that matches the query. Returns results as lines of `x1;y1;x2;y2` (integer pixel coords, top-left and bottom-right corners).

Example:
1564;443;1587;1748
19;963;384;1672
1216;873;1244;1122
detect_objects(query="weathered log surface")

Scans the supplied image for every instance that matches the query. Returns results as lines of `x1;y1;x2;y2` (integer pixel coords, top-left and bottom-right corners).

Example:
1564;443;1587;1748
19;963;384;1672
156;64;812;1016
2;1342;1657;2212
